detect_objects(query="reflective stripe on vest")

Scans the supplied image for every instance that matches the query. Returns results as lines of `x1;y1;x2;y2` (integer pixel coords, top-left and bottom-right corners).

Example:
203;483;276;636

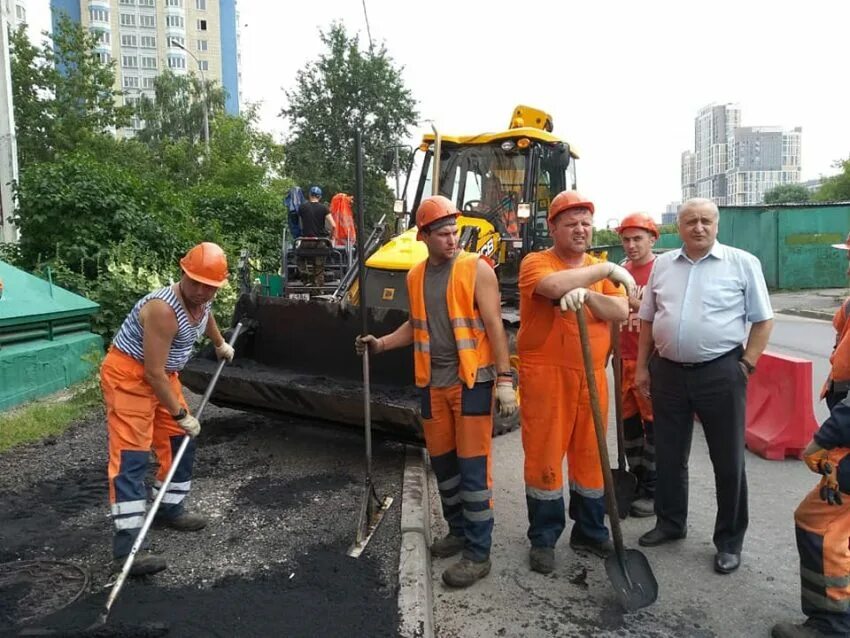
407;251;494;388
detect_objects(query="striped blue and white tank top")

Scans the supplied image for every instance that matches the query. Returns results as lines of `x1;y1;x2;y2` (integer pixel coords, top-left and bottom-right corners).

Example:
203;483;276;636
113;286;211;372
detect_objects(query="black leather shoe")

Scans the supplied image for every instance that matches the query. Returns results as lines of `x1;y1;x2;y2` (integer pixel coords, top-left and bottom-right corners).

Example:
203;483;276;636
638;527;686;547
714;552;741;574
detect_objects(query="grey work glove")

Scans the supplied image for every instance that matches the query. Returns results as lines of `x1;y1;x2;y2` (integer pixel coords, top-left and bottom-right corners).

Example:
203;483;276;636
560;287;588;312
215;342;235;362
355;334;383;356
495;379;518;417
176;413;201;438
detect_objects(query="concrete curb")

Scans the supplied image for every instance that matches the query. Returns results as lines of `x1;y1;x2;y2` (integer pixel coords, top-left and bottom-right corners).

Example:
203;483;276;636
397;445;434;638
777;308;834;322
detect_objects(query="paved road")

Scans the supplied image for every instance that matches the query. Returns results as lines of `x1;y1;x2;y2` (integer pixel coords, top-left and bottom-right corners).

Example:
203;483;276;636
430;313;833;638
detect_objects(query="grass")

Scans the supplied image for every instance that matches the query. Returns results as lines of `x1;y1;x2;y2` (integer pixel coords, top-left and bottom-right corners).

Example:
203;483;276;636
0;382;102;453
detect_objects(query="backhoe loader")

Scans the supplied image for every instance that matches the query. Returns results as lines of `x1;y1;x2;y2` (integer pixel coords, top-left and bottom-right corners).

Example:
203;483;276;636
181;105;580;444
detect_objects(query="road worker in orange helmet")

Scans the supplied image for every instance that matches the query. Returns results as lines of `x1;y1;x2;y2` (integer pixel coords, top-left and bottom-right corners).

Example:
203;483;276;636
517;190;634;574
100;242;233;576
615;212;659;518
356;195;517;588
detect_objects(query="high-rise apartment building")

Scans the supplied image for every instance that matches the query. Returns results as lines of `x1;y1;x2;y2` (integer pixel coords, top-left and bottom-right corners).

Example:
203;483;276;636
692;103;740;205
726;126;802;206
681;103;802;206
4;0;26;27
50;0;240;134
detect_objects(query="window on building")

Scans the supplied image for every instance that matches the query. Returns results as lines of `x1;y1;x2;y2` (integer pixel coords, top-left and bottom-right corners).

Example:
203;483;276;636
169;36;185;47
199;60;209;71
123;76;140;88
197;19;207;30
97;52;111;64
142;76;156;88
140;14;156;27
166;15;185;28
138;0;154;6
90;8;109;22
118;0;135;5
166;0;183;6
93;30;110;45
120;13;136;26
121;34;137;47
197;39;207;51
196;0;206;9
122;55;138;68
15;4;25;20
167;56;186;69
140;35;156;48
141;57;157;69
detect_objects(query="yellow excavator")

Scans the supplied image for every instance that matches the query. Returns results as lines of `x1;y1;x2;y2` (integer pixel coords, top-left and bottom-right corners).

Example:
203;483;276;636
181;105;580;443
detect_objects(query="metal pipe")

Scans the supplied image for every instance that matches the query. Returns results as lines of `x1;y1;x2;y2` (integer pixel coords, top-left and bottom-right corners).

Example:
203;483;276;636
430;122;441;196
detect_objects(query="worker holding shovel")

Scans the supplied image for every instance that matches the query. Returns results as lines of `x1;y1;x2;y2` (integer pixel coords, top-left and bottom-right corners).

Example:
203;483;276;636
101;242;234;576
516;190;634;574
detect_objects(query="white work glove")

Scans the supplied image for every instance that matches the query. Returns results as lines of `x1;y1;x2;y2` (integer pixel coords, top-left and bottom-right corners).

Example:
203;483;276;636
607;263;637;297
495;379;518;417
215;342;235;362
176;413;201;438
560;287;588;312
355;334;383;356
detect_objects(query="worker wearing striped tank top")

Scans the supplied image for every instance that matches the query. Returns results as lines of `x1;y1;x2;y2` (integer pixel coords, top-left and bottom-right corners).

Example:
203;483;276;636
101;242;234;576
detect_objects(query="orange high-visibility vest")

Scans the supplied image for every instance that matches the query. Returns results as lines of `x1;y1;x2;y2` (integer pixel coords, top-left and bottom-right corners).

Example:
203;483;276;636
823;298;850;397
407;252;494;389
329;193;356;247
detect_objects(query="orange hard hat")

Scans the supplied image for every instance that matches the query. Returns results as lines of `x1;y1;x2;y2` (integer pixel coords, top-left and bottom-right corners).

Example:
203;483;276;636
548;190;595;222
616;212;659;238
416;195;459;241
179;242;229;287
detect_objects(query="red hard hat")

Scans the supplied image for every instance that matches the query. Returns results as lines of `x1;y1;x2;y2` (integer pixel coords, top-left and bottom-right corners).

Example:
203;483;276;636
416;195;459;241
179;242;229;287
548;190;594;222
616;212;659;238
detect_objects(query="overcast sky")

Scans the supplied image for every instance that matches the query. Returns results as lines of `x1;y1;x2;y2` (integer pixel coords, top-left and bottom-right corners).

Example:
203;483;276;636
27;0;850;224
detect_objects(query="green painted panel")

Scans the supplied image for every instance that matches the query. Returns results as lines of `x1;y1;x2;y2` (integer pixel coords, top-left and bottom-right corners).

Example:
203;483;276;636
0;332;103;411
776;206;850;289
655;233;681;250
0;260;99;329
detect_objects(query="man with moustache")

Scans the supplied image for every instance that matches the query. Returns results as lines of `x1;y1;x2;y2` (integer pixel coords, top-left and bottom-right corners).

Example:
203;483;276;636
518;190;634;574
635;198;773;575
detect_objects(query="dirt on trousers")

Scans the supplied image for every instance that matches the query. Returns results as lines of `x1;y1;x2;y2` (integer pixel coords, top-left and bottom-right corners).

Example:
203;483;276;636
0;395;404;637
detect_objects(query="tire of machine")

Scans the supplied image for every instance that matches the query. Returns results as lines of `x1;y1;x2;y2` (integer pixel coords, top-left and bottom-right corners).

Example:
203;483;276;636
493;324;520;437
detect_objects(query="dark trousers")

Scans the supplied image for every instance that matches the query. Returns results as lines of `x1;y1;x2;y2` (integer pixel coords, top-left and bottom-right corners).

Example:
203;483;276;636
649;348;749;554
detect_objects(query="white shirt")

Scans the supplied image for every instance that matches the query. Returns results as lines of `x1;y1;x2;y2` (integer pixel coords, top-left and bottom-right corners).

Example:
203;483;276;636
638;241;773;363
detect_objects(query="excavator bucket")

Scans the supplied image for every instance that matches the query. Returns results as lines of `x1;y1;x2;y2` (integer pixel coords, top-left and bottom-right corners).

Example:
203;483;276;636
181;294;425;444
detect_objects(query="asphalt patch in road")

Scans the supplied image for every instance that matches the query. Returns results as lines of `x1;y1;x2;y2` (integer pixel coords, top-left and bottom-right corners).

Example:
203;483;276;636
14;543;398;638
237;472;356;509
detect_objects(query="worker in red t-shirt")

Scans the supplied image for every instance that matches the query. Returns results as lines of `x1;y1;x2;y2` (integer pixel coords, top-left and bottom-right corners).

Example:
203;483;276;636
616;213;659;518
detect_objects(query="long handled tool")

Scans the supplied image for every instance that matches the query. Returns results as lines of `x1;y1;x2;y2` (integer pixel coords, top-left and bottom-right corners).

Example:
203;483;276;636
348;129;393;558
91;322;244;631
576;309;657;612
611;326;638;518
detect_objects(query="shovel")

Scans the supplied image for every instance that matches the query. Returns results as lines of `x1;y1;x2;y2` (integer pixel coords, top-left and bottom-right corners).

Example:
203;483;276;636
611;326;638;518
576;309;657;612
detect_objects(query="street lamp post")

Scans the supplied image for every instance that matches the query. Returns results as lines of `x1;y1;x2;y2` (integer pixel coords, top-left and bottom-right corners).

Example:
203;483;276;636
172;40;209;155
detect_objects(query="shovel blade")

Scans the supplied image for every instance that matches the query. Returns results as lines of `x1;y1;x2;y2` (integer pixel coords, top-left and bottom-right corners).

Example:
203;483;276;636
604;548;658;612
347;495;394;558
611;468;638;519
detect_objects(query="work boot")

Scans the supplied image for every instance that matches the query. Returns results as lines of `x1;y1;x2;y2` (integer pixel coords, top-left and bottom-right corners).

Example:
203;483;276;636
153;511;207;532
570;535;614;559
441;557;491;588
629;497;655;518
771;621;830;638
112;551;167;577
529;547;555;574
430;533;465;558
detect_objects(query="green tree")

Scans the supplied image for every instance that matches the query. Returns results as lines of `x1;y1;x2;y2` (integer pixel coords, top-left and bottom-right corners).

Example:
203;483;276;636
8;16;132;167
814;157;850;202
280;22;418;225
763;183;811;204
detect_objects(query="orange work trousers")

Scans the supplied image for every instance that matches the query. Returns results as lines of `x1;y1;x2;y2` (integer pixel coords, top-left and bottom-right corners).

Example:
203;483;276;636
100;347;195;558
421;382;494;561
621;358;653;421
794;453;850;635
520;363;608;547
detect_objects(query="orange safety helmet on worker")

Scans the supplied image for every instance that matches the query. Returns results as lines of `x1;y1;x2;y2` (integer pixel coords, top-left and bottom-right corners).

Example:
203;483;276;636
822;233;850;409
616;212;659;238
547;190;595;222
102;242;231;572
416;194;460;241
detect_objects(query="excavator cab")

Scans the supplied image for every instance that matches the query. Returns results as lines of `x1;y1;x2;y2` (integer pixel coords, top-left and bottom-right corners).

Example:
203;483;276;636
181;105;580;443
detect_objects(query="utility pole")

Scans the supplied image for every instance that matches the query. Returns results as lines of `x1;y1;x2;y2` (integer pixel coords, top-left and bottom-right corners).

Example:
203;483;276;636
0;0;20;244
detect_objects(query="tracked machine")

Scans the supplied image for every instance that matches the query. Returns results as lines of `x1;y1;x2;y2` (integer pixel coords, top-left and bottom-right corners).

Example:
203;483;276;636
181;106;580;444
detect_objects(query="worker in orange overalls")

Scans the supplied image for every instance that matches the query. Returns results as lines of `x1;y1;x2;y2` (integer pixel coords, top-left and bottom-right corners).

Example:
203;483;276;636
101;242;234;576
356;195;518;588
518;190;634;574
329;192;357;248
821;232;850;410
615;212;659;518
772;400;850;638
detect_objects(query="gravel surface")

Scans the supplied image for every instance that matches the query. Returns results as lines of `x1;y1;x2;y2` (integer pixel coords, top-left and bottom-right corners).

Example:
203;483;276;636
0;392;404;637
